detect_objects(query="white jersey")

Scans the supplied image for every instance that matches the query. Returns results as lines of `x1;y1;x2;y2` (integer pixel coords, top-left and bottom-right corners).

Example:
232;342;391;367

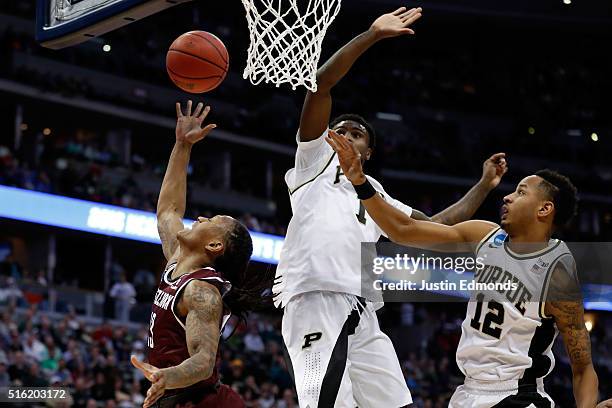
273;130;412;308
456;227;575;387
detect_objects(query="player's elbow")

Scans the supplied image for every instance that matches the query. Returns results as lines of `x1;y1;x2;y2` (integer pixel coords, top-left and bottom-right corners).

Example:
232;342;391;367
313;73;334;93
387;223;413;244
198;354;216;381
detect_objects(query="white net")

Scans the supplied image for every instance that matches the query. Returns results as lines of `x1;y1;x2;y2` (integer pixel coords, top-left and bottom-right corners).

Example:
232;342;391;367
241;0;342;92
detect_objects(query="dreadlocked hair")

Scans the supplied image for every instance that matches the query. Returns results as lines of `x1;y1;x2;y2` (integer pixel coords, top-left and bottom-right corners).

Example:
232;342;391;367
214;220;274;320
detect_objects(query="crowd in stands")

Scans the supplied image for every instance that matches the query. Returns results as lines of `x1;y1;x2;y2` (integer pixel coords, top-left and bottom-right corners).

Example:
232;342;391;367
1;270;611;407
1;1;612;189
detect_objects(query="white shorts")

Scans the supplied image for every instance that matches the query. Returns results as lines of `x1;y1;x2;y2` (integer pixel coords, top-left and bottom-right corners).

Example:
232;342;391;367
449;378;554;408
281;291;412;408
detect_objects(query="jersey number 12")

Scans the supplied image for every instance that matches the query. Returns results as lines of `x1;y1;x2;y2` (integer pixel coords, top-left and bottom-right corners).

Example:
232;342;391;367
469;293;504;339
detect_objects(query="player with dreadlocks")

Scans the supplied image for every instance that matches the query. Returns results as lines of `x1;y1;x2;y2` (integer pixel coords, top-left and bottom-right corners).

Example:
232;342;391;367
131;101;271;408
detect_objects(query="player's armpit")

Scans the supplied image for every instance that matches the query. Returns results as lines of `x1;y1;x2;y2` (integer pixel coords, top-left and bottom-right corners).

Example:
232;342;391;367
162;280;222;389
545;263;598;407
157;211;184;260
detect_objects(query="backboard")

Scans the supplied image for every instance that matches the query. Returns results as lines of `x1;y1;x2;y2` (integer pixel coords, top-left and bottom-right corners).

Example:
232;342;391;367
36;0;192;49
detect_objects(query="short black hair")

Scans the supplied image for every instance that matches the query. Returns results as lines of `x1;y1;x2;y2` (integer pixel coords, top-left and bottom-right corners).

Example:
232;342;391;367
215;220;272;318
330;113;377;150
534;169;578;227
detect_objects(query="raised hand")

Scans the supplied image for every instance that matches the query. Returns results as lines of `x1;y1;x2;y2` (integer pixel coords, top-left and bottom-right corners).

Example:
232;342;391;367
131;355;167;407
326;130;367;185
370;7;423;40
175;100;217;145
480;152;508;191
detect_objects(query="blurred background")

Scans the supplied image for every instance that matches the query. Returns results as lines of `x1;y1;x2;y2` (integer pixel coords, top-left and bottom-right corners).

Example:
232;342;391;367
0;0;611;406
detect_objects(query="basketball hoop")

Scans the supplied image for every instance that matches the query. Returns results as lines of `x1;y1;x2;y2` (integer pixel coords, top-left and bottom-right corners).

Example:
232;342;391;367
240;0;342;92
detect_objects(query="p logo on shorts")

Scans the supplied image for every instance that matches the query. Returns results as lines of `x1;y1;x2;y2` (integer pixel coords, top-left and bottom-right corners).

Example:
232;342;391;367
302;332;322;349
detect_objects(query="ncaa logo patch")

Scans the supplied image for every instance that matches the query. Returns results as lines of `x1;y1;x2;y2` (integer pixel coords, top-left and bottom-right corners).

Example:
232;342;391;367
492;233;507;247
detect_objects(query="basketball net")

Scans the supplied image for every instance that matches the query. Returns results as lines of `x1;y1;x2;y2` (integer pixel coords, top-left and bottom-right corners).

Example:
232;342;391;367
241;0;342;92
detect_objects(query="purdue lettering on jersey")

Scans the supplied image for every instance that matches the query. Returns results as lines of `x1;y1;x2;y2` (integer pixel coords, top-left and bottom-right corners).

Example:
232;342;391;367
474;265;533;315
456;228;574;384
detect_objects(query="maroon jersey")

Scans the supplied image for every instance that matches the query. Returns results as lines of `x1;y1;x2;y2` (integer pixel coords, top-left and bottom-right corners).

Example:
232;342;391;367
146;262;232;391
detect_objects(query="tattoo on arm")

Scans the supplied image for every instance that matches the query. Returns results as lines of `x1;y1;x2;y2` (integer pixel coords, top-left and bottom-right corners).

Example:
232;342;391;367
546;260;593;371
157;213;183;260
163;281;222;389
431;182;491;225
550;300;593;369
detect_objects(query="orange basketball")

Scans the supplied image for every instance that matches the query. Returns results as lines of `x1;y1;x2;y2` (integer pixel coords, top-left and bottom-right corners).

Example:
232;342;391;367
166;31;229;93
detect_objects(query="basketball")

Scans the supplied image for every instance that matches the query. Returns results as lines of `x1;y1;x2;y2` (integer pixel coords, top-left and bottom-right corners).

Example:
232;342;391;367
166;31;229;93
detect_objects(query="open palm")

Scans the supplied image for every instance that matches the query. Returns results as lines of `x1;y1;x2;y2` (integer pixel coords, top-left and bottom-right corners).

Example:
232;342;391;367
325;130;366;185
175;100;217;145
371;7;422;39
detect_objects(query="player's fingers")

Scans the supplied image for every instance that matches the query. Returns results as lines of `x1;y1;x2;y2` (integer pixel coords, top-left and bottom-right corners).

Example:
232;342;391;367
392;6;407;16
199;123;217;138
402;9;422;22
199;105;211;120
131;356;155;379
489;152;506;161
176;102;183;118
330;131;350;151
186;100;193;116
325;135;340;152
149;391;164;407
327;130;343;146
399;28;415;35
130;355;148;372
398;7;417;20
403;11;422;26
193;102;204;118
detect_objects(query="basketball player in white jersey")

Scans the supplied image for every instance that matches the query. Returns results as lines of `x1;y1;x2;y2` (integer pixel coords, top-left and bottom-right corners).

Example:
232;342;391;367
275;7;509;408
327;130;604;407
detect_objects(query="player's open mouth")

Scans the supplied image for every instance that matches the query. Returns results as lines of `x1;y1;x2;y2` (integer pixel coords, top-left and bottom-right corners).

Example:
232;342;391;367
500;205;509;219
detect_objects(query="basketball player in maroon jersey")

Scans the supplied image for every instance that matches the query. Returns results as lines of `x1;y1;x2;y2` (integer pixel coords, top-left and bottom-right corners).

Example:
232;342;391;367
131;101;269;407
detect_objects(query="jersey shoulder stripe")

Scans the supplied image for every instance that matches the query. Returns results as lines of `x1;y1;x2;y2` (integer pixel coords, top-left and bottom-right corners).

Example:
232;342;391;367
474;226;502;255
288;152;336;195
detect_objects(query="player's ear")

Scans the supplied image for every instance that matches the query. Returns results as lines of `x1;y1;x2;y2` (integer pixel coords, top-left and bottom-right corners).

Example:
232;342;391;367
205;239;225;255
364;147;373;161
538;201;554;219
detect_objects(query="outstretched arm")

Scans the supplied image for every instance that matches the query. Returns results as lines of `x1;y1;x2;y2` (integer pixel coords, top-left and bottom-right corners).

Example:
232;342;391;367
431;153;508;225
545;262;598;408
157;101;216;260
131;280;223;407
326;130;496;247
299;7;422;142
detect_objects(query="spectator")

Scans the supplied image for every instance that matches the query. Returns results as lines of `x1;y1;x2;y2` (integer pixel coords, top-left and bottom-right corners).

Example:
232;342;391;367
132;267;155;302
109;273;136;322
244;324;265;353
23;332;46;362
0;354;10;387
277;389;298;408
